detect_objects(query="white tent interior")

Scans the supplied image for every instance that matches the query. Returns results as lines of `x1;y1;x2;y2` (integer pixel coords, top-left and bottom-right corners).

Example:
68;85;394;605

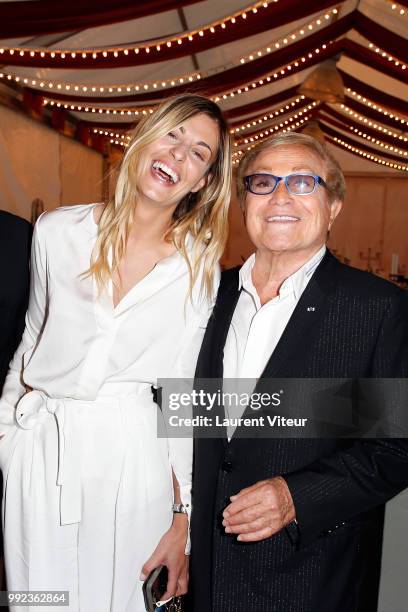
0;0;407;276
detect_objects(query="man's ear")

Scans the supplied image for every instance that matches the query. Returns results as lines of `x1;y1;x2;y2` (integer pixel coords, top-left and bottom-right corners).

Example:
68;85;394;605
190;171;212;194
328;199;342;230
241;196;248;222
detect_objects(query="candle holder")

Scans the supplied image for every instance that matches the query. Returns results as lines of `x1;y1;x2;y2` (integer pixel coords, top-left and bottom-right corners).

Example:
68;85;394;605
359;248;381;274
389;274;408;290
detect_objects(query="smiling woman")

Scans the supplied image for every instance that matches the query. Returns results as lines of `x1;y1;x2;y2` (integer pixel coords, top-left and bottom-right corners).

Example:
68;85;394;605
90;95;232;300
0;94;231;612
135;114;220;225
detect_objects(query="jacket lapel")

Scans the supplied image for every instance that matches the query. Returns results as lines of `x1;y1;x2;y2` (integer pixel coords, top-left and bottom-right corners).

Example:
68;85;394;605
195;269;241;445
197;268;241;379
259;251;338;379
214;287;241;377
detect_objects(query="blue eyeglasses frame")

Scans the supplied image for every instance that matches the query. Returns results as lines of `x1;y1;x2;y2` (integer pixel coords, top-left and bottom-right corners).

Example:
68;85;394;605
244;173;328;196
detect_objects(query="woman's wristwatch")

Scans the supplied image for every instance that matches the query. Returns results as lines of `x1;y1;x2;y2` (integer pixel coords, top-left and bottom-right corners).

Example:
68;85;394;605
172;503;188;514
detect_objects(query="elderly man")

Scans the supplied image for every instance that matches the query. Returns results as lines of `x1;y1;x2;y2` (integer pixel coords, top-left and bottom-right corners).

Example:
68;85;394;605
190;133;408;612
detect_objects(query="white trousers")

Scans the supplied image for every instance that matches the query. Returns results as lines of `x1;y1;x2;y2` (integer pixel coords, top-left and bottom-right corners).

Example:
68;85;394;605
0;388;173;612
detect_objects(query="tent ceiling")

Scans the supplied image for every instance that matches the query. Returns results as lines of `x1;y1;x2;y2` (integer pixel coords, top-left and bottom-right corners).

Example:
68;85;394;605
0;0;406;174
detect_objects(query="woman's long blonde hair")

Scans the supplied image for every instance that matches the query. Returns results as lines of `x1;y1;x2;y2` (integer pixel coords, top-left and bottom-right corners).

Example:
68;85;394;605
87;94;232;298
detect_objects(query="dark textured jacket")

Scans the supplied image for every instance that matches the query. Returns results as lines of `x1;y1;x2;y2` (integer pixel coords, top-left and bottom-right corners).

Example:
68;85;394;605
0;210;31;392
191;251;408;612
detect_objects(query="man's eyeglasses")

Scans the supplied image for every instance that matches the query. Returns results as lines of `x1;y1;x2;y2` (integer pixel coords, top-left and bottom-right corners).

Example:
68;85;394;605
244;173;328;196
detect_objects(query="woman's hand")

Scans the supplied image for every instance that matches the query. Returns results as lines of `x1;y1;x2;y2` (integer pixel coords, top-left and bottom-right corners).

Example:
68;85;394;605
140;513;189;600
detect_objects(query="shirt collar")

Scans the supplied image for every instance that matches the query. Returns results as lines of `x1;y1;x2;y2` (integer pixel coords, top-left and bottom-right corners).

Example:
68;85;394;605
238;245;326;300
289;244;326;300
238;252;256;291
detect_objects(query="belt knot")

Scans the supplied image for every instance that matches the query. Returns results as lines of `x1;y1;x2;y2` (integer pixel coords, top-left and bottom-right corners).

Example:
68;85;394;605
15;390;81;525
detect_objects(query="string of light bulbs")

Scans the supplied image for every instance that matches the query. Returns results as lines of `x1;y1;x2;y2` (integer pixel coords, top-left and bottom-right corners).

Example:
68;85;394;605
345;89;407;125
367;43;406;71
231;118;309;164
103;111;315;149
346;114;407;141
107;114;408;170
234;104;319;144
346;126;407;157
0;70;202;94
214;41;334;102
107;114;311;152
340;99;408;127
89;97;311;139
230;96;308;133
43;99;154;115
330;136;408;171
0;8;339;97
40;41;334;117
322;111;408;142
237;9;337;65
386;1;406;16
0;0;275;62
43;85;406;151
93;128;131;141
232;116;308;151
319;113;408;156
340;108;407;140
235;99;407;146
96;111;408;171
110;138;129;148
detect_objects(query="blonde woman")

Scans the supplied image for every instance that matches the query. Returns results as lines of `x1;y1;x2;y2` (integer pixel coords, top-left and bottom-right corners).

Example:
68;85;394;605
0;95;231;611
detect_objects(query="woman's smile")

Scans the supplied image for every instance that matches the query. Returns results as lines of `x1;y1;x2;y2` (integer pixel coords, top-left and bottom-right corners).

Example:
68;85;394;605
151;160;181;185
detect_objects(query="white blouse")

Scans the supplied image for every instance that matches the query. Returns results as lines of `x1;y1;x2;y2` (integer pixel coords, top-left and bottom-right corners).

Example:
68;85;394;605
223;245;326;379
0;203;219;515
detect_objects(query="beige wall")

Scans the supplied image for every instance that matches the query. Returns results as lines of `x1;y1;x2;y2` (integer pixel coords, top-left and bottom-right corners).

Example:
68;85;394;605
0;106;104;221
329;175;408;279
59;136;105;207
223;173;408;279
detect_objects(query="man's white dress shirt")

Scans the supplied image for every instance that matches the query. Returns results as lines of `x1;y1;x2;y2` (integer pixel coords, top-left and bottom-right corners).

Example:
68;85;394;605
223;245;326;438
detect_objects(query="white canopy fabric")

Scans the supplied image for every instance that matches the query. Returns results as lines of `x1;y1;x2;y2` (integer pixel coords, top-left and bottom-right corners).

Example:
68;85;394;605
0;0;406;174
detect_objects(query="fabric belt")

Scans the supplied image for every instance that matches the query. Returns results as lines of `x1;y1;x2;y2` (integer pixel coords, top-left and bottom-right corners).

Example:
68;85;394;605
14;385;154;525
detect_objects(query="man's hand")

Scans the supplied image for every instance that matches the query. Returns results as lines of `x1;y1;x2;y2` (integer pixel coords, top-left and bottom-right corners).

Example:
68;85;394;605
222;476;296;542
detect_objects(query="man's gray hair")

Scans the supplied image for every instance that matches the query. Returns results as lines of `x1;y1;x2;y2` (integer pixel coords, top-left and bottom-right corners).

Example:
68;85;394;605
236;132;346;208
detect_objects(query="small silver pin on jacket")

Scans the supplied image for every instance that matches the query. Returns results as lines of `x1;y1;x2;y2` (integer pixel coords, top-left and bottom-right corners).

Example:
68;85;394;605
307;306;316;312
